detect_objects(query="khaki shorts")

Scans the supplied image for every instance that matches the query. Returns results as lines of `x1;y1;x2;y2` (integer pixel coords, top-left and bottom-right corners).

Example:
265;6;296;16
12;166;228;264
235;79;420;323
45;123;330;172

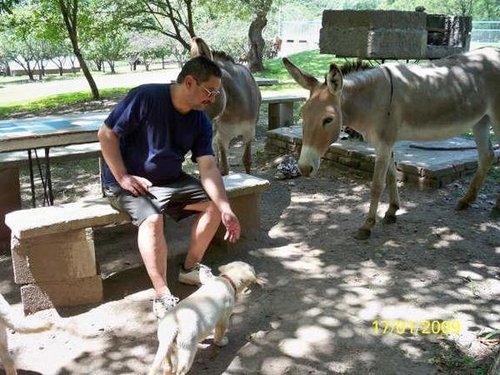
104;173;209;226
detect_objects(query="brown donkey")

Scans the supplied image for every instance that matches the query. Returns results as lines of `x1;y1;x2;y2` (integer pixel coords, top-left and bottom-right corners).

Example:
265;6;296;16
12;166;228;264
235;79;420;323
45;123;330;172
283;47;500;239
191;37;261;175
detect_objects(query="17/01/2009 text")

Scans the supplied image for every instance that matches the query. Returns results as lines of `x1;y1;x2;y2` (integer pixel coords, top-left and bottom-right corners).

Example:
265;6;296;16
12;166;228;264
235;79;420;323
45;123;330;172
372;320;461;335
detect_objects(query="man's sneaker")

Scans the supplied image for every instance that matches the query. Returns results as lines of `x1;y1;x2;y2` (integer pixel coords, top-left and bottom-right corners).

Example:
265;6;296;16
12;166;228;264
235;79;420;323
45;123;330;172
152;294;179;319
178;263;214;285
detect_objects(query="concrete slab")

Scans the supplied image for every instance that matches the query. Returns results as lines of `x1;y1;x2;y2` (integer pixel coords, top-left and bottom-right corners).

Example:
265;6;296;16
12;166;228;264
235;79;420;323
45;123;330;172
266;126;500;188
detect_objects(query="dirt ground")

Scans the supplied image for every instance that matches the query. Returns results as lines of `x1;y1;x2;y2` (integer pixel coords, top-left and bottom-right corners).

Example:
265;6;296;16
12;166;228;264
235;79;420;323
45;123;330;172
1;99;500;374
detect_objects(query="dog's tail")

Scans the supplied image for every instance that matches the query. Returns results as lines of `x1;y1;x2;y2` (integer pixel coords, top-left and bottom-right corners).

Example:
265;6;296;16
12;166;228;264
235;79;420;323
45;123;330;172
0;294;53;333
148;321;178;375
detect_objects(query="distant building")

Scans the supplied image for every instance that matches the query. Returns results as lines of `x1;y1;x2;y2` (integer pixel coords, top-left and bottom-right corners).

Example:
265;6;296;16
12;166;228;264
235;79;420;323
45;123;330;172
279;21;320;57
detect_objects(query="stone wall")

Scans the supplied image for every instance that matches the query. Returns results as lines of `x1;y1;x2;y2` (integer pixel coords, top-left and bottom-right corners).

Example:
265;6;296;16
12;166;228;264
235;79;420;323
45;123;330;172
266;126;499;190
320;10;427;59
319;9;472;60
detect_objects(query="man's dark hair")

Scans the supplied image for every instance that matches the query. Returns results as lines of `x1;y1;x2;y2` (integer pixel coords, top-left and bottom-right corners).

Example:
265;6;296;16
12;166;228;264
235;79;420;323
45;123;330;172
177;56;222;84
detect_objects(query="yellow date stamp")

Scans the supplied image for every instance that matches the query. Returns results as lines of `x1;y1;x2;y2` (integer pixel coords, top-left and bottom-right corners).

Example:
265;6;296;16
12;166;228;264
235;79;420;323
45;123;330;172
372;320;462;335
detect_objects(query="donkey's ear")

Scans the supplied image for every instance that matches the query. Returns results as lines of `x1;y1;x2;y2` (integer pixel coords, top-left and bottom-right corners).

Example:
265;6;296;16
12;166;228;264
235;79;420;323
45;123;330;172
191;36;213;60
282;57;319;91
326;63;343;95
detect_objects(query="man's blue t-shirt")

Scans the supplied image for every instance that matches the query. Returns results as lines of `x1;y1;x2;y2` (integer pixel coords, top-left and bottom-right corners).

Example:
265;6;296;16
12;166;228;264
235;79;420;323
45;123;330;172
102;83;213;187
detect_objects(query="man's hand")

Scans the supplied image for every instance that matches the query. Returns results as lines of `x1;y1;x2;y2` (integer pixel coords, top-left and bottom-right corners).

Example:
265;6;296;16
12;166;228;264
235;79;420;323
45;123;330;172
118;174;152;196
221;211;241;243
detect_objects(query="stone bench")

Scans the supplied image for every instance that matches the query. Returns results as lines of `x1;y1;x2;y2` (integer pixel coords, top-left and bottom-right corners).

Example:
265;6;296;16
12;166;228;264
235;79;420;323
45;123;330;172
0;143;102;246
262;94;306;130
5;173;270;314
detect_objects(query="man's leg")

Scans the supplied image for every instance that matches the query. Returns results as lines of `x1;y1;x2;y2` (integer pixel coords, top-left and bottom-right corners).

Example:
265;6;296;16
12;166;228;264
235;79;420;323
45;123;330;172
137;213;170;297
182;200;221;270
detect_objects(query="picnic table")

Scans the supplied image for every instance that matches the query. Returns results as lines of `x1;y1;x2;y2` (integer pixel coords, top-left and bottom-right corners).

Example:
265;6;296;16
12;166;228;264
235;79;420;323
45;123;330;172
0;112;107;244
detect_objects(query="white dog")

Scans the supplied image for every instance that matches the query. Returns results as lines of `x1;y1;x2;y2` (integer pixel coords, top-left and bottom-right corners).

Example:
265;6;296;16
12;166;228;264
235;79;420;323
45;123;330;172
148;261;263;375
0;293;53;375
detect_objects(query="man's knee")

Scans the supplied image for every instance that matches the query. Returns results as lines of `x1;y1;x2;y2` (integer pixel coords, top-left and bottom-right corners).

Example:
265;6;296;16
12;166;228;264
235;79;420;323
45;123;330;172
186;200;219;215
140;214;164;231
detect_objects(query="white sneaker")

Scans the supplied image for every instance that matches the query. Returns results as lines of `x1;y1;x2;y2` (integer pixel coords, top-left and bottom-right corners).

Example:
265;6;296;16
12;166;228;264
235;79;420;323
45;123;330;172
152;294;179;319
178;263;214;285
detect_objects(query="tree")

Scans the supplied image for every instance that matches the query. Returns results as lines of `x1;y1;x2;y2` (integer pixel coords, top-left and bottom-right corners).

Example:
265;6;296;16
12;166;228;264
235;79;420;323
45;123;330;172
245;0;273;72
56;0;100;99
0;0;19;14
200;0;277;72
112;0;197;51
2;6;40;80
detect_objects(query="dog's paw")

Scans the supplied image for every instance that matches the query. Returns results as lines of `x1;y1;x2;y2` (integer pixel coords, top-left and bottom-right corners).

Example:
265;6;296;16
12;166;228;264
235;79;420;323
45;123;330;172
214;336;228;347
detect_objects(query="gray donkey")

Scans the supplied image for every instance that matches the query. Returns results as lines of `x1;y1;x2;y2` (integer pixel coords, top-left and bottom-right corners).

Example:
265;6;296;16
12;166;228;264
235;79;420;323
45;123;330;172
191;37;261;175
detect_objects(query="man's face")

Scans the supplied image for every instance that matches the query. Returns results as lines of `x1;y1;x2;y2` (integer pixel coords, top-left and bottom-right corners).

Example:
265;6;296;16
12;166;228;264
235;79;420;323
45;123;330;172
191;75;222;110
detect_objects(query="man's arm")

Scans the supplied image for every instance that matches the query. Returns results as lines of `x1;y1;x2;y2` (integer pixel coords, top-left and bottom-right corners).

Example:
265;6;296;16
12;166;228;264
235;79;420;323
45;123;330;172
197;155;241;242
97;124;151;196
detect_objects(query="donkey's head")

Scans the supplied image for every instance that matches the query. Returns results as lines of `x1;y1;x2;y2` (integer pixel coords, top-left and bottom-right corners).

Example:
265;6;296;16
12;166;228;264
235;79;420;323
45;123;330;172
283;58;344;177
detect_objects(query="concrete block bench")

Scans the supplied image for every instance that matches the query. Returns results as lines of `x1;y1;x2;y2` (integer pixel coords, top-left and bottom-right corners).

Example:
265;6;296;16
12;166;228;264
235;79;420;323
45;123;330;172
0;143;102;246
262;94;306;130
5;173;270;314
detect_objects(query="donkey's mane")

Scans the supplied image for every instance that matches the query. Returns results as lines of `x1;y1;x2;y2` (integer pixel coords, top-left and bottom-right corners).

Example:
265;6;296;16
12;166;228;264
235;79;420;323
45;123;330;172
213;51;236;64
339;59;373;76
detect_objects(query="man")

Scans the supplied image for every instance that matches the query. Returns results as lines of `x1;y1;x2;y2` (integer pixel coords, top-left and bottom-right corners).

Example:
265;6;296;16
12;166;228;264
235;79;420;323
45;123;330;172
97;56;241;319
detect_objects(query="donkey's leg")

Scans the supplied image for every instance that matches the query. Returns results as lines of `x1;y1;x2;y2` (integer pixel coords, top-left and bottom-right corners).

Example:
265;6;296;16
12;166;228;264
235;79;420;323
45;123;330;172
382;154;400;224
456;117;495;210
356;146;392;240
212;132;221;167
214;132;230;176
242;139;252;174
487;112;500;218
241;126;254;174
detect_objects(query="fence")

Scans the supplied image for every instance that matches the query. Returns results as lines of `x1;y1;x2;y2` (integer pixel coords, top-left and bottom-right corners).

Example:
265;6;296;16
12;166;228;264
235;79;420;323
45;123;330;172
471;21;500;46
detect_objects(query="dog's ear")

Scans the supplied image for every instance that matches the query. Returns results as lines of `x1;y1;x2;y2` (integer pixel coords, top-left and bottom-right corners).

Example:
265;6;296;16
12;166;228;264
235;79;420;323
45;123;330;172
254;275;267;287
218;264;230;274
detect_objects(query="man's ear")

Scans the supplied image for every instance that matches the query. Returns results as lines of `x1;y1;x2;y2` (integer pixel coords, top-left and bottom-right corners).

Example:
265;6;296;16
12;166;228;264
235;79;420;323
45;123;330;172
185;75;197;88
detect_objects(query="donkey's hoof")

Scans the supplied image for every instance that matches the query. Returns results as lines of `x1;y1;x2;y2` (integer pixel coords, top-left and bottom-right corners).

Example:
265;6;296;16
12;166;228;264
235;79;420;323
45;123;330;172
455;200;470;211
382;214;397;224
354;228;371;240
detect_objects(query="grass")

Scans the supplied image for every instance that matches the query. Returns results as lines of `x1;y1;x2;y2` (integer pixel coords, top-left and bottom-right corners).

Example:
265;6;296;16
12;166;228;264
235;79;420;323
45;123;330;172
255;49;349;80
490;164;500;183
430;340;493;375
0;49;357;117
0;87;130;119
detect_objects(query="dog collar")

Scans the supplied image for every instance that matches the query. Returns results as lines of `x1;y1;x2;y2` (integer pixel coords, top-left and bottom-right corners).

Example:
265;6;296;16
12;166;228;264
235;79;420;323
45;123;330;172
220;274;237;295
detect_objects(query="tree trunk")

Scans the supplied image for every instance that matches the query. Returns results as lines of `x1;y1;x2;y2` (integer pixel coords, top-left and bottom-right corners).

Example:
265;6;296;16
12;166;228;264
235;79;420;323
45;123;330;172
59;0;99;99
108;61;115;74
74;47;99;99
25;60;34;81
247;12;267;72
